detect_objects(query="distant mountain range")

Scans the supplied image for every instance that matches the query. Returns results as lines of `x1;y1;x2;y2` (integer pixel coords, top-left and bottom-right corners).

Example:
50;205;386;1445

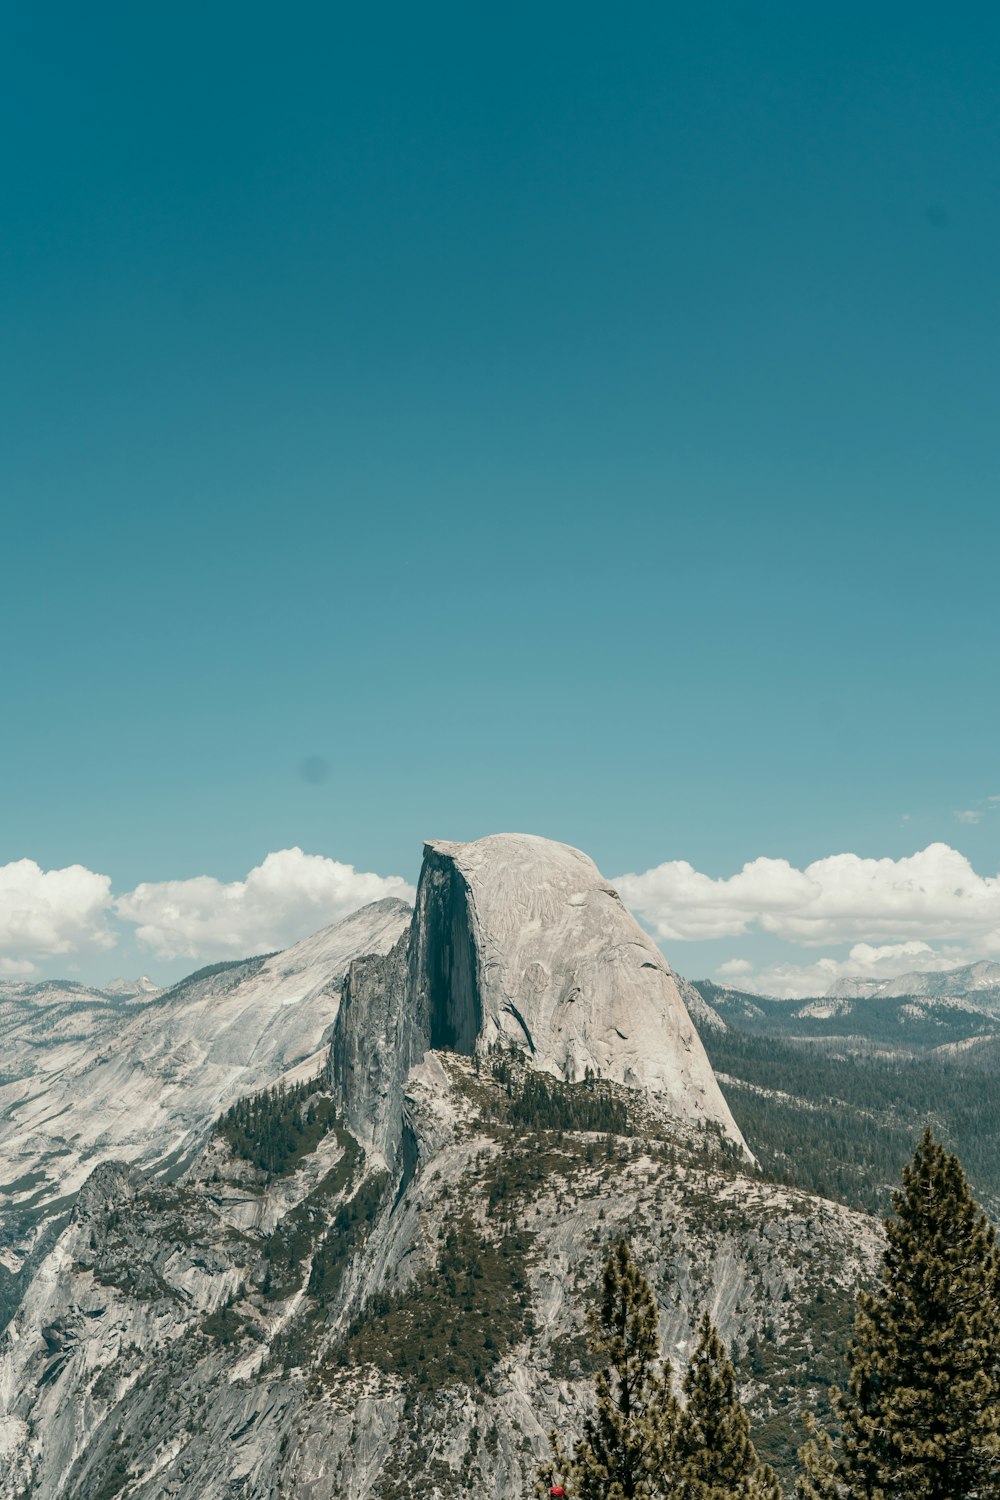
827;959;1000;1006
691;959;1000;1040
688;955;1000;1231
0;974;160;1005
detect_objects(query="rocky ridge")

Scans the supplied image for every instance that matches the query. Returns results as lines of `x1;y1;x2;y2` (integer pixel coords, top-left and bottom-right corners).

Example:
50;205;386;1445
0;1050;878;1499
828;958;1000;1009
0;900;411;1325
334;834;747;1164
0;835;883;1498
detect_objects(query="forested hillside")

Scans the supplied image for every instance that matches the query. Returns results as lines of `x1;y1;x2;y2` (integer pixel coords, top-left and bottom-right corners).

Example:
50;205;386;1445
692;983;1000;1218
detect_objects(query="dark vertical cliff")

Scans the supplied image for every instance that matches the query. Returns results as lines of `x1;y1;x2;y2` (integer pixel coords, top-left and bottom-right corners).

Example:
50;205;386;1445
331;834;749;1168
408;843;483;1055
330;844;492;1167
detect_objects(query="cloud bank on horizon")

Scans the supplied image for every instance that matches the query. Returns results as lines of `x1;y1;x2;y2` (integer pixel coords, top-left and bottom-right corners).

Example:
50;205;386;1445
2;843;999;998
615;842;1000;996
0;849;414;976
115;849;415;960
0;860;117;976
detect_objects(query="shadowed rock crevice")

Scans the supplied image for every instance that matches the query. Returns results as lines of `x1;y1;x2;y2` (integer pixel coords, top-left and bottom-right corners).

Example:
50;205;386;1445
410;844;483;1056
501;1001;536;1053
329;834;750;1171
329;847;486;1166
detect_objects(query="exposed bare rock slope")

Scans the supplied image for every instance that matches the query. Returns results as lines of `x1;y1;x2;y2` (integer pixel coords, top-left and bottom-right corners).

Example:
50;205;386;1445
0;1049;878;1500
0;899;411;1322
0;835;878;1499
335;834;748;1161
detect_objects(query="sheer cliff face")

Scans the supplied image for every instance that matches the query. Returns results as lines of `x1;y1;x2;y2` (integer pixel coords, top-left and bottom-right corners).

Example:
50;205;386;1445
331;931;414;1158
0;838;849;1500
421;834;747;1149
333;833;748;1159
410;843;483;1053
0;897;413;1330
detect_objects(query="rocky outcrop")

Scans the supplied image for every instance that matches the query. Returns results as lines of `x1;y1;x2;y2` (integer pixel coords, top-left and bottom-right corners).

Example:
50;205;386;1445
331;834;749;1161
0;897;412;1327
673;971;727;1031
0;1050;880;1500
331;930;416;1163
0;833;780;1500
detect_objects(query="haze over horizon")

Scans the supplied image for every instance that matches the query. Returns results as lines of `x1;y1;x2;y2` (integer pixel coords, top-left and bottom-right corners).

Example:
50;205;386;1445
3;4;998;993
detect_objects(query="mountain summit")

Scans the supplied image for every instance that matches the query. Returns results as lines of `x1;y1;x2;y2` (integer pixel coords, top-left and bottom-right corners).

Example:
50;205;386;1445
0;833;877;1500
333;832;749;1161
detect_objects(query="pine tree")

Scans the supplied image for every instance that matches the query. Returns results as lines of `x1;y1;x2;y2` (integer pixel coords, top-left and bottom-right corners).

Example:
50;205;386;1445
799;1129;1000;1499
673;1311;781;1500
795;1416;839;1500
538;1239;678;1500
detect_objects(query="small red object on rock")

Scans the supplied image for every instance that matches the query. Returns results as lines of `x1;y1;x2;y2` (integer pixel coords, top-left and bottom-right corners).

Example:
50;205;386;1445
549;1488;566;1498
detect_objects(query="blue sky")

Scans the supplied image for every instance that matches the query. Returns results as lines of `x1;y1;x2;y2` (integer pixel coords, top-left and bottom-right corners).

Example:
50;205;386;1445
2;3;999;991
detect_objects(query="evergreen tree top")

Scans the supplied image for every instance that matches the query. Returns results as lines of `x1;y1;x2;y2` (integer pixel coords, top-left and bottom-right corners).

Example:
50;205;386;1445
680;1312;781;1500
540;1240;779;1500
799;1128;1000;1500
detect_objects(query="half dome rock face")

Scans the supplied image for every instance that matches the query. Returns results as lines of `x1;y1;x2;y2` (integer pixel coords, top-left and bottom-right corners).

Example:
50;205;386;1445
411;833;748;1153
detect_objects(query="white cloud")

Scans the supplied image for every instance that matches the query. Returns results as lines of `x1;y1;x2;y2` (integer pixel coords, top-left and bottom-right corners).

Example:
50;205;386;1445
615;843;1000;950
0;957;37;977
7;838;999;996
115;848;416;960
955;809;982;825
716;958;752;978
0;860;116;975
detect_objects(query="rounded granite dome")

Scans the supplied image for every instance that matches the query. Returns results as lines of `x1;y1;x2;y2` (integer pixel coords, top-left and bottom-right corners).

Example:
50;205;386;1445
413;832;748;1154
